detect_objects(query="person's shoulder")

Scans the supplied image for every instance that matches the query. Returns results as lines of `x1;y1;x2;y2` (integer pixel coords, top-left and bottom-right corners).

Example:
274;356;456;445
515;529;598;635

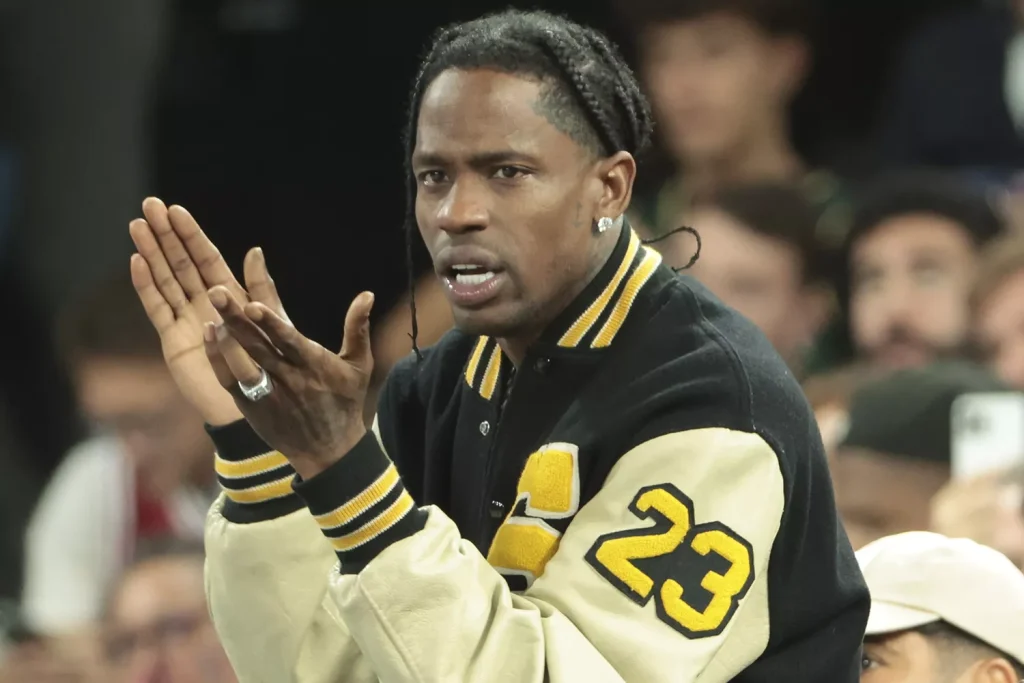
622;274;818;467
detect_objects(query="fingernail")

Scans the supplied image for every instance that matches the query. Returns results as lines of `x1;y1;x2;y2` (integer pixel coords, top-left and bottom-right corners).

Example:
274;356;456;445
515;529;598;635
215;323;228;341
203;323;215;343
247;304;264;322
364;291;375;307
256;246;265;261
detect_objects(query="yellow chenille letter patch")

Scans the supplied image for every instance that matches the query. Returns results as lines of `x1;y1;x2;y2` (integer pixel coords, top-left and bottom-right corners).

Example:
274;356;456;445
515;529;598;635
487;443;580;587
585;483;754;639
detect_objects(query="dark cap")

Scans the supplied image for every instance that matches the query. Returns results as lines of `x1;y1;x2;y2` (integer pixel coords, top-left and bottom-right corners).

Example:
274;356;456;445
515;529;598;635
840;361;1008;465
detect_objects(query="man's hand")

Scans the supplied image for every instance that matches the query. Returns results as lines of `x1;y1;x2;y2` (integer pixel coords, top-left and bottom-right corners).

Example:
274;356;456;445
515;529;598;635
930;468;1024;570
129;197;288;427
204;284;375;480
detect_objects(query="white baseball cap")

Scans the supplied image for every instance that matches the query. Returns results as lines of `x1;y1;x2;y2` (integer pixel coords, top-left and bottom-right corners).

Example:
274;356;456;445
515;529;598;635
857;531;1024;663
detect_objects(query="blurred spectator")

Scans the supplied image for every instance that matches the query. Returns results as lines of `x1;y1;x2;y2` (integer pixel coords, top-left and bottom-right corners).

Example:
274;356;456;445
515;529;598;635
103;538;236;683
858;532;1024;681
675;181;831;371
19;275;217;639
878;1;1024;177
972;234;1024;388
616;0;849;252
931;465;1024;571
831;361;1006;549
840;171;1005;369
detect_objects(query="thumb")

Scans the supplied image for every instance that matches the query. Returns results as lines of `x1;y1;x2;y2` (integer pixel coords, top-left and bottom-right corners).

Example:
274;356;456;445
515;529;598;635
339;291;375;364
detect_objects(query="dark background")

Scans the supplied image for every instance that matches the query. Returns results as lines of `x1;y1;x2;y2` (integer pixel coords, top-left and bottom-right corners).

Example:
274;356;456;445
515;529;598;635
153;0;977;348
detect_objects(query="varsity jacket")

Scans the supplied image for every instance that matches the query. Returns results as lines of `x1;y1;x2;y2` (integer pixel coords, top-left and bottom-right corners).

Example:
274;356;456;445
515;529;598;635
204;226;869;682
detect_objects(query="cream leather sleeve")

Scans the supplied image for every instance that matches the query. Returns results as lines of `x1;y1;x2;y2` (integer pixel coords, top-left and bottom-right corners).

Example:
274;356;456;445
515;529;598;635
201;418;391;683
320;428;784;683
204;500;377;683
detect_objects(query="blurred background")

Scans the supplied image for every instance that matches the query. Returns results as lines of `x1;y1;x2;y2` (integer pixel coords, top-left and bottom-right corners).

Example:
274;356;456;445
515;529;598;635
1;0;1024;680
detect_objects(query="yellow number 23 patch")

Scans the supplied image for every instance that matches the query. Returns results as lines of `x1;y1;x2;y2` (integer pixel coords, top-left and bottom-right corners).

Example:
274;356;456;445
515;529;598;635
585;483;754;639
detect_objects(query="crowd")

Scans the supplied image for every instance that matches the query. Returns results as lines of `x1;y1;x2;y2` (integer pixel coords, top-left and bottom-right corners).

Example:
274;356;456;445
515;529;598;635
0;0;1023;681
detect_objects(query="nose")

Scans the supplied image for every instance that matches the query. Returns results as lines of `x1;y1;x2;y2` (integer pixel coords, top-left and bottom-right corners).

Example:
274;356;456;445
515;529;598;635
436;178;488;235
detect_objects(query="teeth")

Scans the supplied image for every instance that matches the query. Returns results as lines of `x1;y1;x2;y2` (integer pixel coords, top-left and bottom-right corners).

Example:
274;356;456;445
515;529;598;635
455;271;495;286
452;264;476;271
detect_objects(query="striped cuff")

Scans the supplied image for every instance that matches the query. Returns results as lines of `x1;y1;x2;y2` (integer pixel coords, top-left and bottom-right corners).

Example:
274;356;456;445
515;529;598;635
293;431;427;573
207;420;305;524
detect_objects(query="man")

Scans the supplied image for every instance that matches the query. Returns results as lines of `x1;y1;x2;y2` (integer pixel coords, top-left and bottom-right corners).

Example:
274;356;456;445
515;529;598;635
858;531;1024;682
842;171;1004;369
831;361;1006;549
972;234;1024;389
20;275;217;637
616;0;848;247
104;538;236;683
677;181;831;371
130;10;867;681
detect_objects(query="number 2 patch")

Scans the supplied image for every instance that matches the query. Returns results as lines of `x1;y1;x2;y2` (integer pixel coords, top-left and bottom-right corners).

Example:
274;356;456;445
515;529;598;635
584;483;755;639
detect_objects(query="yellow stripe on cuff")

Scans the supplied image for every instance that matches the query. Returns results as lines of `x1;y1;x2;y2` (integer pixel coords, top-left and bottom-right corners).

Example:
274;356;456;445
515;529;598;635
328;490;416;552
222;474;296;504
314;464;400;530
215;451;291;479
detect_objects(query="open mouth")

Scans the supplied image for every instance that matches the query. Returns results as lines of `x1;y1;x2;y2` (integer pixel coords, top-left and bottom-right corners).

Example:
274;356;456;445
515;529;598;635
449;264;499;285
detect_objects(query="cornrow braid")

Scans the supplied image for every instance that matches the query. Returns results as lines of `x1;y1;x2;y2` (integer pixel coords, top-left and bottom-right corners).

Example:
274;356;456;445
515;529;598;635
400;9;655;361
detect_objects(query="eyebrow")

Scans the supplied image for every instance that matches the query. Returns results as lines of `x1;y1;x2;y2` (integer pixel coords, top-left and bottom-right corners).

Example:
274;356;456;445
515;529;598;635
411;150;540;169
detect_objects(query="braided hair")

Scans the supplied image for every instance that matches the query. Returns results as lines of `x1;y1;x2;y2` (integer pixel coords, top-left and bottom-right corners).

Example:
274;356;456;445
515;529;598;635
400;10;655;360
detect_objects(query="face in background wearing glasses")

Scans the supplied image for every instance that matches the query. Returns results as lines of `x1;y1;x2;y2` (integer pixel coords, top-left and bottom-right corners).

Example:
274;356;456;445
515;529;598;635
104;553;235;683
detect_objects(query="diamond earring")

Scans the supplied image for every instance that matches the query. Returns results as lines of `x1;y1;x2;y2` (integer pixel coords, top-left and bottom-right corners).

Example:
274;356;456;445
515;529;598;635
596;216;613;233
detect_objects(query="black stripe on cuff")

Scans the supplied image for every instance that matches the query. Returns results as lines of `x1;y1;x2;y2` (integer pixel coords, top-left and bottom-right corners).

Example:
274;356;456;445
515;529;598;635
206;420;303;525
293;431;427;573
206;419;275;461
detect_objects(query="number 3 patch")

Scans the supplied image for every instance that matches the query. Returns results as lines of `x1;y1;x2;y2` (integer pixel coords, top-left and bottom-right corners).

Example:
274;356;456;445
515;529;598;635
584;483;755;639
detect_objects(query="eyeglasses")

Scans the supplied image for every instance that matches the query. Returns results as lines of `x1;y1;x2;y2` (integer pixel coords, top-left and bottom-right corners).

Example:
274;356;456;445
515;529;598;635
104;611;207;664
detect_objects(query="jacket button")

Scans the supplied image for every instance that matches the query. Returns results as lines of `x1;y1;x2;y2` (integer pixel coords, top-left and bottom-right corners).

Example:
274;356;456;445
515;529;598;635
534;357;551;374
489;500;506;519
479;421;490;436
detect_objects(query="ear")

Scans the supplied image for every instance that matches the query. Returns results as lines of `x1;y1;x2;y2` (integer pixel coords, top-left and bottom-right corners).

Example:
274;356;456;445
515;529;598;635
591;150;637;222
770;35;811;102
973;657;1019;683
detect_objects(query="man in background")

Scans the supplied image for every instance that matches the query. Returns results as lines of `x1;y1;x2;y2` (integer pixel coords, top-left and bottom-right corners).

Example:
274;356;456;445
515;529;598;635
858;531;1024;682
842;171;1004;369
830;361;1007;549
103;538;236;683
972;234;1024;389
19;274;217;640
674;181;831;371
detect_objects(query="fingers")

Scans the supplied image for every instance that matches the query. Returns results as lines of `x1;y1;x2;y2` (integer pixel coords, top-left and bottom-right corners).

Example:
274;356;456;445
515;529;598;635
141;197;208;298
243;247;289;321
203;323;239;390
129;217;190;317
339;291;375;366
246;301;309;364
209;285;286;378
130;254;176;333
167;204;248;301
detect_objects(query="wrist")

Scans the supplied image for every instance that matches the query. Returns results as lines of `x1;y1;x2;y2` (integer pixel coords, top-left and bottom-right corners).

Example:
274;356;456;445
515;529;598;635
201;396;245;427
291;424;368;480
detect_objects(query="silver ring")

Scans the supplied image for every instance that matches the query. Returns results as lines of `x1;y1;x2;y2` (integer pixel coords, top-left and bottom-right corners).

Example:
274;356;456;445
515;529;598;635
238;367;274;402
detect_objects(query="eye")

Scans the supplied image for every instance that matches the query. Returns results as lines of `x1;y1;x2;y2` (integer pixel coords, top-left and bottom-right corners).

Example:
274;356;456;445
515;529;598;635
493;166;529;180
418;170;447;186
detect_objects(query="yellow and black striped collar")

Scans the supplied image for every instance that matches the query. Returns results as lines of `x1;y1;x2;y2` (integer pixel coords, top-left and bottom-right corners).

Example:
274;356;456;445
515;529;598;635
464;226;662;399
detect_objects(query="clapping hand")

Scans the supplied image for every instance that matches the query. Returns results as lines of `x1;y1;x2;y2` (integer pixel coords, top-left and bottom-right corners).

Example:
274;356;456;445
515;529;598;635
130;197;375;478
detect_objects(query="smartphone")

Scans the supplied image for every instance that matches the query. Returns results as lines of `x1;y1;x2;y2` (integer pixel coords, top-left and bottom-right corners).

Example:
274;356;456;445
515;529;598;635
950;392;1024;479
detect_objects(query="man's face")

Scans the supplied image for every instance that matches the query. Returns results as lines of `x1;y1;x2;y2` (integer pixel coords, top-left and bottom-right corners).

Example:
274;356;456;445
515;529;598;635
685;205;823;360
414;68;627;340
76;357;212;499
106;556;236;683
640;12;803;164
832;448;950;550
861;631;948;683
976;268;1024;389
850;214;977;368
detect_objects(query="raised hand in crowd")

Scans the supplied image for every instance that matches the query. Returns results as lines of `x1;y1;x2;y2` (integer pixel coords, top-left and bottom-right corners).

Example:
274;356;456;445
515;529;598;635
931;467;1024;570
